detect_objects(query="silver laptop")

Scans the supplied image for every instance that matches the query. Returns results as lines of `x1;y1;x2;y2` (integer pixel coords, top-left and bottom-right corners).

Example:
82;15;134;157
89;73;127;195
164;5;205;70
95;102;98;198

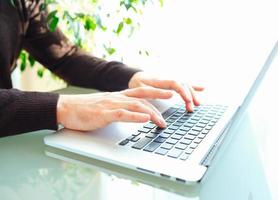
44;40;278;184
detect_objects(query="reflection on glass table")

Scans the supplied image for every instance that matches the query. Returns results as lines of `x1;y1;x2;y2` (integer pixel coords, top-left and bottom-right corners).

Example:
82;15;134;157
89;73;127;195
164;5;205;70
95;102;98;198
43;112;270;200
0;108;273;200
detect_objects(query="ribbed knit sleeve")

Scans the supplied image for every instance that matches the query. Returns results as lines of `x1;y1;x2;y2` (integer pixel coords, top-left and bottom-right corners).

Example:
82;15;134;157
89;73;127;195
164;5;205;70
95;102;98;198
0;89;59;136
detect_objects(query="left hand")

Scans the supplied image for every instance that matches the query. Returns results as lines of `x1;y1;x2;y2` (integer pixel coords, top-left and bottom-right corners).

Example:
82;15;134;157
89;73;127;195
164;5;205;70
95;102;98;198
128;72;204;112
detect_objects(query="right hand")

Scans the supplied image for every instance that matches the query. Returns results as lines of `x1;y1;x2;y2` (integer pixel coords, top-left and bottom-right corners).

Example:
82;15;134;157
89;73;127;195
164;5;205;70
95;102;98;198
57;87;173;131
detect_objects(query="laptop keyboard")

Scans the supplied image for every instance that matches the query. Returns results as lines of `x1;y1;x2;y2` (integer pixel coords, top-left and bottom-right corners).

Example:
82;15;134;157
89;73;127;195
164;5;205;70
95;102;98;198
119;104;227;161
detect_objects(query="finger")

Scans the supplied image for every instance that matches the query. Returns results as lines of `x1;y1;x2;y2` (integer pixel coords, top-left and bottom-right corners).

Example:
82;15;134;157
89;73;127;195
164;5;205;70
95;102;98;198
135;98;167;127
104;98;166;128
188;85;201;106
108;109;150;123
192;85;205;91
122;87;173;99
125;99;167;128
156;80;194;112
142;79;193;103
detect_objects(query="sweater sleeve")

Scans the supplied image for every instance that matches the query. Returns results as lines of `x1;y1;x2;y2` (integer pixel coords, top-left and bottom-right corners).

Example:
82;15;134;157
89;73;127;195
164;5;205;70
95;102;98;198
22;1;141;92
0;89;59;137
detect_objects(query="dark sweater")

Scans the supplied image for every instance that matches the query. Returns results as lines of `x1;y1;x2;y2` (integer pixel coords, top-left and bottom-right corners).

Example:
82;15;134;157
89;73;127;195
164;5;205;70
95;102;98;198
0;0;140;136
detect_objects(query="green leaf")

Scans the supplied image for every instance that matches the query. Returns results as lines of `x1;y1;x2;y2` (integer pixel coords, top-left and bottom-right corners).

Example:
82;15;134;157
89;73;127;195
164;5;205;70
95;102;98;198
103;45;116;55
47;10;59;32
47;10;58;22
116;22;124;35
95;15;107;31
124;17;132;25
28;55;35;67
84;16;96;31
19;52;27;71
49;16;59;32
39;3;47;11
37;69;44;78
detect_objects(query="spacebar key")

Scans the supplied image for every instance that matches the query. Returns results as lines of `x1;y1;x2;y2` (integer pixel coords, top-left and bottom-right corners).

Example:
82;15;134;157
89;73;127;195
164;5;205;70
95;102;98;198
162;108;178;119
132;137;153;150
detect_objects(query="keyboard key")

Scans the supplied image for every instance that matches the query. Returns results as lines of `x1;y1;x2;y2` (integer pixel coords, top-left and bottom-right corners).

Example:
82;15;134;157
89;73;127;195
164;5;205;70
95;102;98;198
171;134;183;140
138;127;151;133
194;138;202;144
166;138;179;145
126;135;135;140
173;121;183;126
159;133;171;138
151;128;164;134
196;123;206;128
119;139;129;146
144;142;161;152
177;119;186;123
199;120;209;124
131;136;141;142
154;136;167;143
155;148;168;155
192;127;203;132
205;125;213;130
175;143;187;150
167;149;183;158
185;148;194;155
163;129;175;134
189;143;198;149
175;129;187;136
161;143;174;150
191;116;201;121
180;116;190;121
180;126;191;132
184;134;196;140
202;130;209;134
208;122;215;126
132;132;141;136
183;123;194;128
168;125;179;130
198;134;206;139
162;108;178;119
195;113;203;118
180;153;189;161
180;138;192;145
144;123;156;129
145;133;157;139
187;119;198;124
132;137;152;149
188;130;200;136
166;118;176;123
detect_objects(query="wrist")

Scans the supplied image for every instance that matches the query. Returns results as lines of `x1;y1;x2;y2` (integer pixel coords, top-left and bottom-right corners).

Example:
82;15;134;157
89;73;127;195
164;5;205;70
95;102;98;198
57;95;67;126
128;71;145;89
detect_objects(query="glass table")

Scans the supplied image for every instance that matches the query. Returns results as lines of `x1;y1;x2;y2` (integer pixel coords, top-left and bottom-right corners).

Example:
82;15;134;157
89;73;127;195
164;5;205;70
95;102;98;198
0;86;277;200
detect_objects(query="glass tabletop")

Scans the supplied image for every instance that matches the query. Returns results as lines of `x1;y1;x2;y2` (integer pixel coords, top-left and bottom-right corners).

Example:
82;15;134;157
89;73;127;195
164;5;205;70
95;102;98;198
0;84;277;200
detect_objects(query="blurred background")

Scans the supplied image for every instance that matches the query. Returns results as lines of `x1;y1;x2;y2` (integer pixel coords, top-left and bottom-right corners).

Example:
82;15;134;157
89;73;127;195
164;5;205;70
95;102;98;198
12;0;278;94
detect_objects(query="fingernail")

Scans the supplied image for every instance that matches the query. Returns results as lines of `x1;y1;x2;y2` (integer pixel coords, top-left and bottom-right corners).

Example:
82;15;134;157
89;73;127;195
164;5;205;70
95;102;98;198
188;104;194;112
159;118;167;127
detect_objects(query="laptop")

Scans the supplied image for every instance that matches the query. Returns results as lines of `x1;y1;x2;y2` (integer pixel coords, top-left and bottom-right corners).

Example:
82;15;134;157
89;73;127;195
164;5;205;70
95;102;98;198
44;40;278;184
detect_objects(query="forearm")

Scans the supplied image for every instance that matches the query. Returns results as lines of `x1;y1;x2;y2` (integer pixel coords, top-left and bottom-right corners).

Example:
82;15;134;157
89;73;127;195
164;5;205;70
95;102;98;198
49;48;142;91
0;89;59;137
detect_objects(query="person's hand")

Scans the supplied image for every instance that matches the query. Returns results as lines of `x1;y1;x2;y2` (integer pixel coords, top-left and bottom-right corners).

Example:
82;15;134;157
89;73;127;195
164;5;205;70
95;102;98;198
57;87;173;132
128;72;204;112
